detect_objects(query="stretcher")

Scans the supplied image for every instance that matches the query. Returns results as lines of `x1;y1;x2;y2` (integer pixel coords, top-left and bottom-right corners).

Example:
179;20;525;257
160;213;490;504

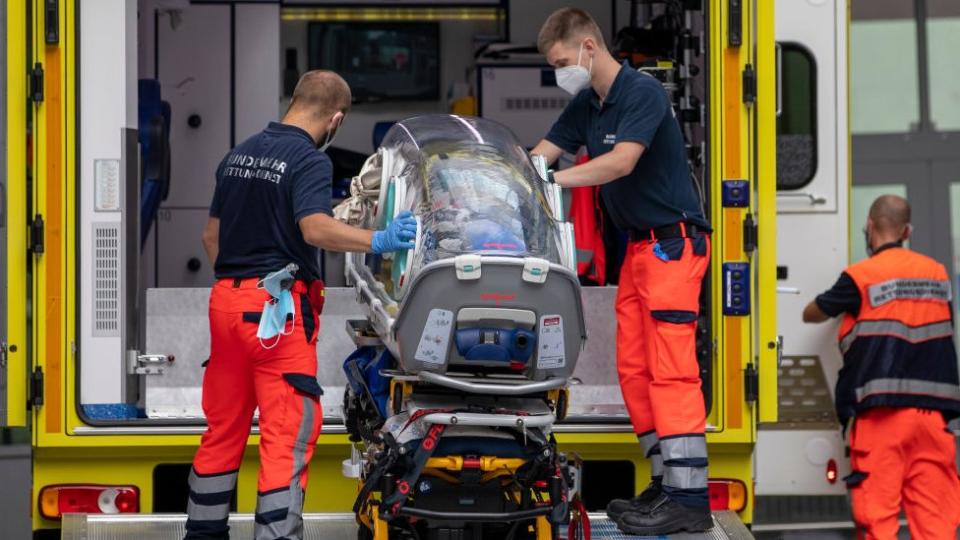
61;510;754;539
341;115;587;538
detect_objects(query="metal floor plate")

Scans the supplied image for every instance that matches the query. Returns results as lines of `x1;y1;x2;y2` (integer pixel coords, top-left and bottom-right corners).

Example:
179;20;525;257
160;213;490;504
61;511;752;540
580;511;752;540
61;513;360;540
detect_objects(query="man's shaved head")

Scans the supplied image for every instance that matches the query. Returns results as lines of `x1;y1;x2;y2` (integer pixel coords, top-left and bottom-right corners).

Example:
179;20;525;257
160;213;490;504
288;70;352;118
868;194;911;233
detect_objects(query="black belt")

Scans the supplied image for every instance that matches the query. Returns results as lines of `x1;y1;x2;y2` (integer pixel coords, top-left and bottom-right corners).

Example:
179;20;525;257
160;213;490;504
628;222;706;241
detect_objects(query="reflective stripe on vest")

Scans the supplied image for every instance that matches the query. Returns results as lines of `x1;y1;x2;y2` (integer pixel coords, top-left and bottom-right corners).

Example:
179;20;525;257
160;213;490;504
855;378;960;402
868;278;952;307
839;319;954;354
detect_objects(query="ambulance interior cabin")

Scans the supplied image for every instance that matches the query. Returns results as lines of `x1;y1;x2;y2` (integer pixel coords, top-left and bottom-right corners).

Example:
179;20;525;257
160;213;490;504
79;0;711;434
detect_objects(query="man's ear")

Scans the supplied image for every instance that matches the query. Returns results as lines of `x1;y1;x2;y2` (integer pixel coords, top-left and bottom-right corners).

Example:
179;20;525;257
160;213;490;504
330;111;344;128
902;224;913;241
582;36;598;55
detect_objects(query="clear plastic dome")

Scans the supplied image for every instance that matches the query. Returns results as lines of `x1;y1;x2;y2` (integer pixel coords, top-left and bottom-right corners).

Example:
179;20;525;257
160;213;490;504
377;115;563;272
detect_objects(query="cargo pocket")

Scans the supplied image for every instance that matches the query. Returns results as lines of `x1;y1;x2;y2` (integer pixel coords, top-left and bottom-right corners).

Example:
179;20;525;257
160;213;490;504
282;373;324;397
649;310;700;380
281;373;324;449
844;469;870;530
843;470;868;488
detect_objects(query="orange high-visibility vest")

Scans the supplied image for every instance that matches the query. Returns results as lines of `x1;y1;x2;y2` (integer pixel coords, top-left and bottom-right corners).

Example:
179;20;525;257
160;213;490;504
836;246;960;423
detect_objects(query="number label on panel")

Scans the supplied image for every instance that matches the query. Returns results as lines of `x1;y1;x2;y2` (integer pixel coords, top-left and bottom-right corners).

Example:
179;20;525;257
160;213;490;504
415;309;454;365
537;314;565;369
94;159;121;212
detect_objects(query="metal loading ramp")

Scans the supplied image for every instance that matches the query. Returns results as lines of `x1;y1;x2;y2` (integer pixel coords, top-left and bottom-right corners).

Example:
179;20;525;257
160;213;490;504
61;511;753;539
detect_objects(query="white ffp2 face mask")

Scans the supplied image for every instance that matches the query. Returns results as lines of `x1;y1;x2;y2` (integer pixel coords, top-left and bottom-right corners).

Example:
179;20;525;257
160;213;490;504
319;114;344;152
555;42;593;96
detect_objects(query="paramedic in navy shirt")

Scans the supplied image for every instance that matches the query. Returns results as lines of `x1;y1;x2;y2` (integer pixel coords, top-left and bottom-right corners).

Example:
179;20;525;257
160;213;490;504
531;8;712;536
185;71;416;540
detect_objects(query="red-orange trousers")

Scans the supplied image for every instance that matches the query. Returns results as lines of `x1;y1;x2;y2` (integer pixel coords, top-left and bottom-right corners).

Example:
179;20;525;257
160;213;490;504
185;279;323;540
848;407;960;540
616;234;710;504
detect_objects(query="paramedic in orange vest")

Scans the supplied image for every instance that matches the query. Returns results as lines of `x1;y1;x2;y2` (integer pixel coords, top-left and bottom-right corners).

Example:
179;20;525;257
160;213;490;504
531;8;711;535
185;71;416;540
803;194;960;540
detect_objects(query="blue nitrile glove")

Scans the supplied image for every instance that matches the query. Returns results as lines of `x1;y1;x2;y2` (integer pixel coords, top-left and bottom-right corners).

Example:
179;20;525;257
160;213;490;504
371;210;418;254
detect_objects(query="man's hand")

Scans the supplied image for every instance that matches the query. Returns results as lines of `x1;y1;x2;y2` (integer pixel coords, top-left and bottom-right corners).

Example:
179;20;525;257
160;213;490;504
530;140;565;167
553;141;644;188
371;211;418;254
802;300;831;323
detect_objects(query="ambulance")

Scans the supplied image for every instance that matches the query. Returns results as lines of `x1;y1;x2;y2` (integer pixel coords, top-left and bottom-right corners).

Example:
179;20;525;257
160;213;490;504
0;0;851;537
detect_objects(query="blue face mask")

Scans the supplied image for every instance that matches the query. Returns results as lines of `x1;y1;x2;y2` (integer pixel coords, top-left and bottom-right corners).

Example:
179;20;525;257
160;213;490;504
258;290;295;342
257;264;299;345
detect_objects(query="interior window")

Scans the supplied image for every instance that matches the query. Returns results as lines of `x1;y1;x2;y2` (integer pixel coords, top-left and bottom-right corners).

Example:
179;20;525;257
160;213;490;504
928;0;960;131
776;44;817;190
850;2;919;134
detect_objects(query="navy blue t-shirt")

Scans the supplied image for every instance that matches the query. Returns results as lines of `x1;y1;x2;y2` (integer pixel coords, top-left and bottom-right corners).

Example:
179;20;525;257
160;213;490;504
545;63;709;232
210;122;332;281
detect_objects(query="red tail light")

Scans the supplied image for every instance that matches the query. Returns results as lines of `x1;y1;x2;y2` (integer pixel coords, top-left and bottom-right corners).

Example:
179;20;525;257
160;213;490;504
708;479;747;512
826;459;838;484
39;485;139;520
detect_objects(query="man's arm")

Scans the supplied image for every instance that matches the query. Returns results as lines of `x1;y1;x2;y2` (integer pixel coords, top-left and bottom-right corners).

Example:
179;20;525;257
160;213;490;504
802;301;831;323
802;272;861;324
201;217;219;266
552;142;645;188
299;213;375;252
530;139;565;167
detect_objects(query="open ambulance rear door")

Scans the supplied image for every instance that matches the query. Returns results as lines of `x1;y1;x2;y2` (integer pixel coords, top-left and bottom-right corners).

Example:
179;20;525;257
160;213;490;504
1;1;28;428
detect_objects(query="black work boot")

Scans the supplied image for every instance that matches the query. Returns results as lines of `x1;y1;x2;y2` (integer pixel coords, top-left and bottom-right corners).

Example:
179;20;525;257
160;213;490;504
617;494;713;535
605;481;662;520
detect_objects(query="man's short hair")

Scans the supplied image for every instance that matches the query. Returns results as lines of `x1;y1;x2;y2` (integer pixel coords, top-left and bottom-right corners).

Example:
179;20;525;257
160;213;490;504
869;194;911;232
537;8;606;55
288;70;352;118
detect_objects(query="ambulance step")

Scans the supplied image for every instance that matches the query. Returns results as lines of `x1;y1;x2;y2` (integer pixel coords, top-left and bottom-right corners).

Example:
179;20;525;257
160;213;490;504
584;510;753;540
60;510;753;539
60;513;359;540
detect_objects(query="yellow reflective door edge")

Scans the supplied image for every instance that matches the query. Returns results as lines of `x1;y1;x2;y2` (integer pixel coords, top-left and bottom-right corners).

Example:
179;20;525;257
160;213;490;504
755;0;779;424
2;1;29;427
32;0;72;438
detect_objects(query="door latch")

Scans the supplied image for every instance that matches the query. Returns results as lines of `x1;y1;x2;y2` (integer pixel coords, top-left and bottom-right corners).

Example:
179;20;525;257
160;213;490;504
127;351;175;375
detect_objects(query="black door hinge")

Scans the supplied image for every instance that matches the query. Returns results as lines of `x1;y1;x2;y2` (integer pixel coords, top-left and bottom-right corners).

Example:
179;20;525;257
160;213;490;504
45;0;60;44
31;214;45;254
30;366;44;408
742;213;757;253
728;0;742;47
742;64;756;104
744;363;758;404
30;63;44;103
